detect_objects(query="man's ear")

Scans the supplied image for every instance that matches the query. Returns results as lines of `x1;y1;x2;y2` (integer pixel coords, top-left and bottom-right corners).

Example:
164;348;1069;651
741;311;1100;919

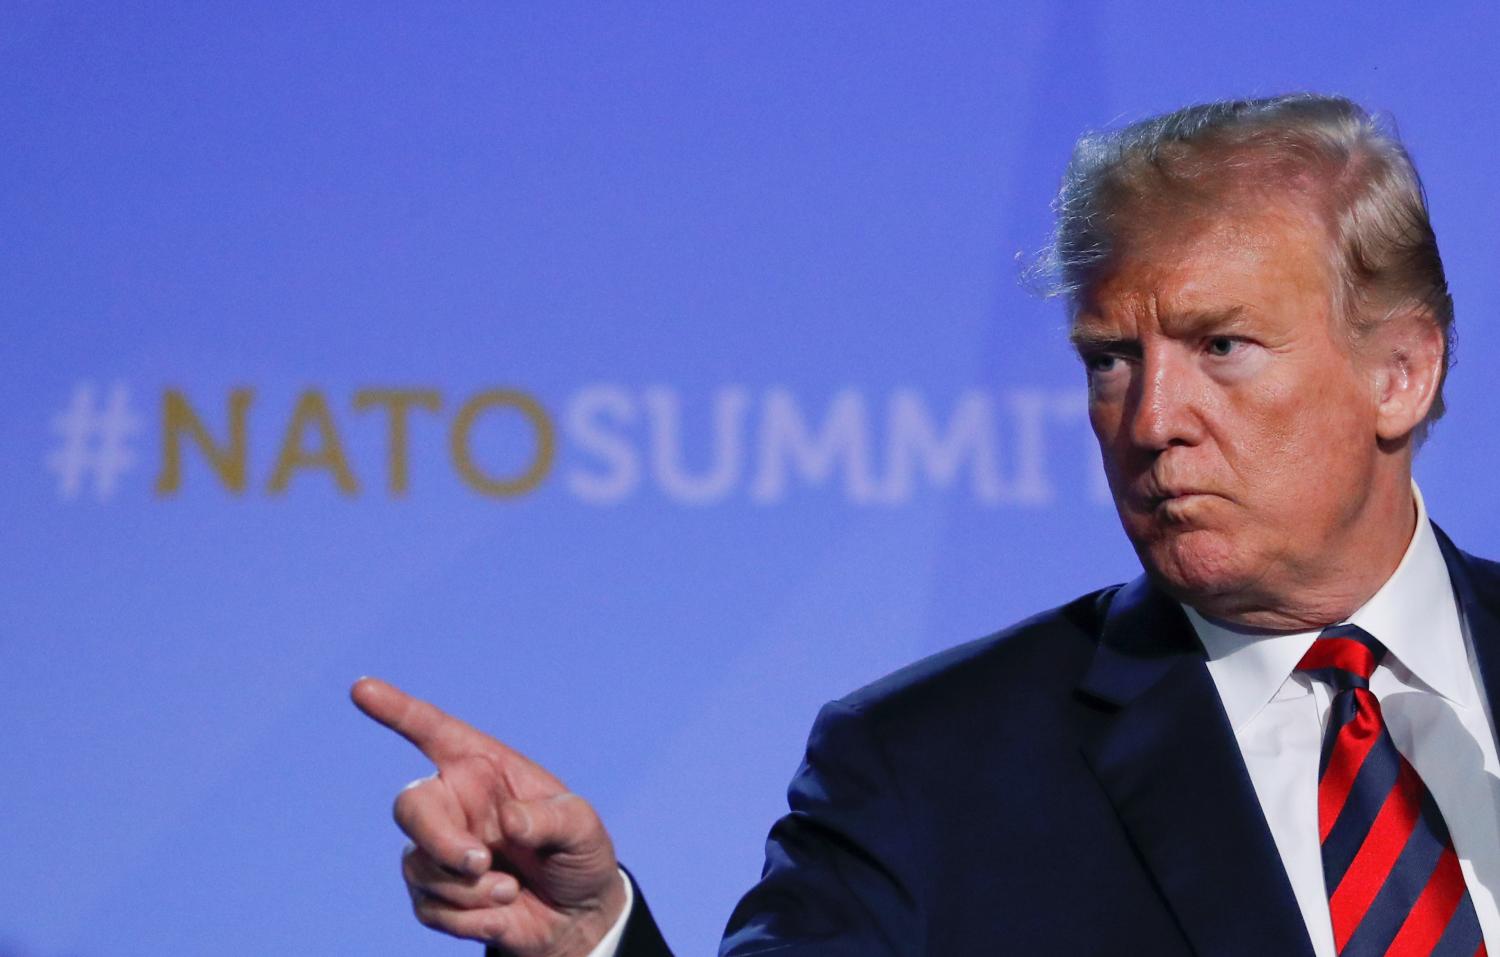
1368;309;1445;443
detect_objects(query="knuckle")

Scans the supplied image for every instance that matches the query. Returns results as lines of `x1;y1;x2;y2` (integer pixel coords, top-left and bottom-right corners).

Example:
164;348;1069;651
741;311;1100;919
391;790;416;825
400;845;421;882
391;776;436;827
412;899;440;929
483;916;510;942
554;791;593;825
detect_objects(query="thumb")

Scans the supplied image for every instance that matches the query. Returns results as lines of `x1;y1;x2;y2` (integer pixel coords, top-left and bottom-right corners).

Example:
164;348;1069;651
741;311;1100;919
500;793;606;855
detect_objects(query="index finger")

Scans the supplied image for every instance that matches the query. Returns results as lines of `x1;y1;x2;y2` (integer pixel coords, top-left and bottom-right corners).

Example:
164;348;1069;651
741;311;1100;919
351;676;510;766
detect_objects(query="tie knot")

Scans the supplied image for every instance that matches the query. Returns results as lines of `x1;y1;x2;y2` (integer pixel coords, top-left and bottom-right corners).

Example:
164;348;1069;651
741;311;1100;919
1295;624;1387;691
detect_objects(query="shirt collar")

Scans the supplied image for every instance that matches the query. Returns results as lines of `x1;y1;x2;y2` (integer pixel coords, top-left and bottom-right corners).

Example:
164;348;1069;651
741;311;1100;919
1187;482;1466;732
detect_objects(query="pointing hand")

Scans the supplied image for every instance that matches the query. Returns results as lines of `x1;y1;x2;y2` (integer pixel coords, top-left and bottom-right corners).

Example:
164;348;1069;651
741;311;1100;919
352;677;626;956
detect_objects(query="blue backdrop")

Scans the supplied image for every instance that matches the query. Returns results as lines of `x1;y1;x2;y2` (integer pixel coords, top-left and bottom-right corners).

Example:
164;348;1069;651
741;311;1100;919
5;3;1500;954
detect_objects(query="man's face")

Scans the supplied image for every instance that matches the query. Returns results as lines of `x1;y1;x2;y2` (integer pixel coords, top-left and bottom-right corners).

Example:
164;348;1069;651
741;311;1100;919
1074;196;1388;619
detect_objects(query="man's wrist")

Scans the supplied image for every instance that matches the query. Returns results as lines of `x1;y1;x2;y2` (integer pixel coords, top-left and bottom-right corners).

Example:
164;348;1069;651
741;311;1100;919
578;869;633;957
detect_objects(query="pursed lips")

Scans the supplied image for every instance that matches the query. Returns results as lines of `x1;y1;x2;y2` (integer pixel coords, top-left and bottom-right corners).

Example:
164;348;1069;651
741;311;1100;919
1132;485;1222;514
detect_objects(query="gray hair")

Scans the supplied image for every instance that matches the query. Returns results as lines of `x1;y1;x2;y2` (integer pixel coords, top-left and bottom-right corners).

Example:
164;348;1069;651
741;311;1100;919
1040;93;1454;438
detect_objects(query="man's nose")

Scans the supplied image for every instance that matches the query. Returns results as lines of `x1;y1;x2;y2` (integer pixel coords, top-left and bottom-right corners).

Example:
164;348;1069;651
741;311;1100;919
1126;353;1203;450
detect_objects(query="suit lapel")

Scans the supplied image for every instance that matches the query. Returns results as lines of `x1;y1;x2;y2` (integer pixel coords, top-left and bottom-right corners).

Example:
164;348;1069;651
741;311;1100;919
1076;576;1314;957
1434;524;1500;742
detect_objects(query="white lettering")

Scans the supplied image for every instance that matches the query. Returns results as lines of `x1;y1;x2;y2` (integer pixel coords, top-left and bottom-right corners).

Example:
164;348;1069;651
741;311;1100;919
751;387;880;504
882;390;1007;503
1007;389;1054;505
565;385;640;504
644;386;748;504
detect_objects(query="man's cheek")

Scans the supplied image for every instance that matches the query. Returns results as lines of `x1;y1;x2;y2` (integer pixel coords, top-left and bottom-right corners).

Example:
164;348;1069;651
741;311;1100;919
1086;402;1118;445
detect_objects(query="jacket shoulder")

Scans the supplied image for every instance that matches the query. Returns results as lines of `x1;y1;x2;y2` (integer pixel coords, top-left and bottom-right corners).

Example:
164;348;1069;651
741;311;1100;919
835;585;1121;726
1456;544;1500;583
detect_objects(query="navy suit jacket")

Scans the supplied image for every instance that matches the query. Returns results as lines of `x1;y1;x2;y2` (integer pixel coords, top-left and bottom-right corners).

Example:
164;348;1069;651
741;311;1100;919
604;526;1500;956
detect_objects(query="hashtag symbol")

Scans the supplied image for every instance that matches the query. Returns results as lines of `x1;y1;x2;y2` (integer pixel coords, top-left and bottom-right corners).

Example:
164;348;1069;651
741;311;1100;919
47;381;143;502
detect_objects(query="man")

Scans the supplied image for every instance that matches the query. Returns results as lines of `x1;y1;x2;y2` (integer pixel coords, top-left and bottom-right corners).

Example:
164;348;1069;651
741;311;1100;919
354;94;1500;955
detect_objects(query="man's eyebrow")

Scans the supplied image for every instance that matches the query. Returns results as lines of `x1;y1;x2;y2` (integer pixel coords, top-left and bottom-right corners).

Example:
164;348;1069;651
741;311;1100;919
1068;324;1134;349
1162;305;1248;336
1068;306;1250;348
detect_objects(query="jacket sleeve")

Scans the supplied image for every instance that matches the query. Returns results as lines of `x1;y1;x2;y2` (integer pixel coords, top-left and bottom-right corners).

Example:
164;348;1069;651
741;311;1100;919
717;699;929;956
613;868;674;957
490;699;925;957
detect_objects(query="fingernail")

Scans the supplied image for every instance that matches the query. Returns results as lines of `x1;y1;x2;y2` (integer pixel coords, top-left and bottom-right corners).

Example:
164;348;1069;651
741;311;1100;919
463;848;487;874
490;875;517;902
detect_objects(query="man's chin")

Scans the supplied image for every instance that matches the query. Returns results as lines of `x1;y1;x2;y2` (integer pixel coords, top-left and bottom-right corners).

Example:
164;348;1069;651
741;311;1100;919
1136;529;1250;603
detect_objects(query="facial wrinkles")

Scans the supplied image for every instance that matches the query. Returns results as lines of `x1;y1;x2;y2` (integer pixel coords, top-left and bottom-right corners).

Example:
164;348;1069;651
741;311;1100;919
1078;197;1417;629
1109;284;1233;508
1139;350;1202;503
1111;261;1288;516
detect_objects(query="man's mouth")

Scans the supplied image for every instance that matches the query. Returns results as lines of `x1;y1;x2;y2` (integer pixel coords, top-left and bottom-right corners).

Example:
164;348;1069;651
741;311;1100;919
1136;487;1220;518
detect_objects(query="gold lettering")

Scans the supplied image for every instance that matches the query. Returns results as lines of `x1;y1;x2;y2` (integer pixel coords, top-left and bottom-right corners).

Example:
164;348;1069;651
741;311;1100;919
267;390;359;495
353;388;442;495
154;388;252;495
450;389;555;497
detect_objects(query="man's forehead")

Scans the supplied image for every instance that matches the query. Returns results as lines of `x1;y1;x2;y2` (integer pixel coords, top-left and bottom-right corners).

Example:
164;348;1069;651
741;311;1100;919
1073;196;1335;319
1110;186;1332;261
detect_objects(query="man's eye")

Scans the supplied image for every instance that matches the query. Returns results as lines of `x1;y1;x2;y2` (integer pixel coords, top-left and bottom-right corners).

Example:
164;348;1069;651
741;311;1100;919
1206;336;1238;357
1086;354;1121;373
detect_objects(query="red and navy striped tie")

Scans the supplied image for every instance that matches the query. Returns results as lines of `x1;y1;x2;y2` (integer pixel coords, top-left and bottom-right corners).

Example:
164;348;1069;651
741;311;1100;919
1298;625;1486;956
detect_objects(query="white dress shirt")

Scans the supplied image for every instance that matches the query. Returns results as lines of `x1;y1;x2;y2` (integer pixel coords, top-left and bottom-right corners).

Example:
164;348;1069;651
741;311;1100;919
1189;485;1500;956
590;487;1500;957
584;869;632;957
